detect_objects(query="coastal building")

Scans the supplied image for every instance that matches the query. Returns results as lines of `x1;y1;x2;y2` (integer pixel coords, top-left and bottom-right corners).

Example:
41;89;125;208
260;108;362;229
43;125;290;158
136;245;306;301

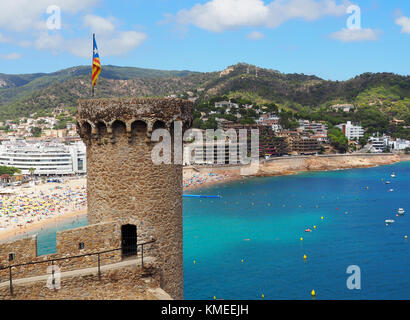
298;120;328;136
290;137;321;155
336;121;364;140
184;140;246;165
368;135;390;153
391;138;410;150
221;123;289;158
0;140;86;175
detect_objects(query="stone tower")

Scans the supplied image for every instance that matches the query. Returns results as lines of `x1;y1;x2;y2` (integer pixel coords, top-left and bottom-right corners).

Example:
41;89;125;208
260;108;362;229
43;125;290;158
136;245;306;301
76;97;193;300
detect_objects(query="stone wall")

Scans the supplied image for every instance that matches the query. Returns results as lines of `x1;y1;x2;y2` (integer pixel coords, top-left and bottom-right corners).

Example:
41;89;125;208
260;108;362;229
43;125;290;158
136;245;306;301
0;220;160;285
0;236;37;269
0;264;165;300
76;98;193;300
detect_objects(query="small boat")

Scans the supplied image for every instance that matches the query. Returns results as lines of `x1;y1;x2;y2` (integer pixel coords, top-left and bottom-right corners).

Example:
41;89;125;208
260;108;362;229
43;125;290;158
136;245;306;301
388;189;394;192
398;208;405;215
305;228;312;233
385;181;391;184
391;173;396;178
385;219;395;225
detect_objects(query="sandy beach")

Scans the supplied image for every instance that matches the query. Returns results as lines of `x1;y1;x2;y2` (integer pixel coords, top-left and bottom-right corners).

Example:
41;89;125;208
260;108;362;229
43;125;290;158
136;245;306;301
0;178;87;242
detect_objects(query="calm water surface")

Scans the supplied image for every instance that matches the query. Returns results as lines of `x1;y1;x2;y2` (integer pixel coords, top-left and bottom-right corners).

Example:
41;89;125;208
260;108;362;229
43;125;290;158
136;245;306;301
33;162;410;299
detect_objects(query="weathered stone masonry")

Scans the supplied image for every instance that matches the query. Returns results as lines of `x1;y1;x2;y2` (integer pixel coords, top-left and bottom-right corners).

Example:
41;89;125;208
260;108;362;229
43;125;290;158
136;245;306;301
76;98;193;300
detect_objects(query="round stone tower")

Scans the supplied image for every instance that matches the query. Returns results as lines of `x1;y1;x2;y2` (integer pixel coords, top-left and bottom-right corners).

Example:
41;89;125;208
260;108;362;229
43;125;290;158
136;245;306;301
76;97;193;300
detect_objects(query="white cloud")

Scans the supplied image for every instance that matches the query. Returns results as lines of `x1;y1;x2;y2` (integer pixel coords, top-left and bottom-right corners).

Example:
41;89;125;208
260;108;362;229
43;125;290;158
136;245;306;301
0;0;99;31
32;15;147;58
395;16;410;34
0;33;9;43
0;52;22;60
83;14;116;35
68;31;147;58
329;28;379;42
34;32;64;52
246;31;265;40
174;0;351;32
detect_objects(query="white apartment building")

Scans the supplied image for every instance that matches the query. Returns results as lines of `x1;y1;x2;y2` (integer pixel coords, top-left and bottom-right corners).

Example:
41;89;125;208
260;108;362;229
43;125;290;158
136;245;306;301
392;139;410;150
336;121;364;140
369;136;388;153
0;140;86;175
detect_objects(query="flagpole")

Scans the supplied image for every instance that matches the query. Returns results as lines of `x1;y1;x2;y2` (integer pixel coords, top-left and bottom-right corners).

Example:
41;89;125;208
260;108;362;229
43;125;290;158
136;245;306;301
92;33;95;97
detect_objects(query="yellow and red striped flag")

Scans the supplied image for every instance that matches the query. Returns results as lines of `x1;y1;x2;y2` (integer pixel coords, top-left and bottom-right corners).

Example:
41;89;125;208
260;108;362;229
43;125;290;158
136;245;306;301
92;34;101;88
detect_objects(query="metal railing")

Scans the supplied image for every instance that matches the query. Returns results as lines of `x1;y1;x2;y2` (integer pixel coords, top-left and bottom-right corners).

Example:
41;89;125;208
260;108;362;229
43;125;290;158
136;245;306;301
0;239;155;295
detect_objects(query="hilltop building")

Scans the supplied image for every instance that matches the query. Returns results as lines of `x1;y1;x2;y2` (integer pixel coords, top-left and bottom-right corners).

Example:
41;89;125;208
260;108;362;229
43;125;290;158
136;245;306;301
214;101;239;111
329;104;356;112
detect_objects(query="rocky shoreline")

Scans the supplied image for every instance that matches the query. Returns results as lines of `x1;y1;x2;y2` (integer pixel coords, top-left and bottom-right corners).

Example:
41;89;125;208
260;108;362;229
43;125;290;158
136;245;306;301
184;153;408;189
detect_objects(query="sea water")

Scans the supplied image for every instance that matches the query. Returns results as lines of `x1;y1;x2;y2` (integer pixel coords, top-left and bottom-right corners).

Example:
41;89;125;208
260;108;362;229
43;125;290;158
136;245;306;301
183;161;410;300
30;162;410;299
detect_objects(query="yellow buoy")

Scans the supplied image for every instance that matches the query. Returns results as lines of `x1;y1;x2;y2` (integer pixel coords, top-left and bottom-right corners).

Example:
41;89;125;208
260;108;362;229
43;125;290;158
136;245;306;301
321;216;324;220
300;237;303;241
311;290;316;297
303;254;307;260
313;225;317;229
193;260;196;264
405;235;408;240
213;296;216;300
241;259;244;263
261;294;264;299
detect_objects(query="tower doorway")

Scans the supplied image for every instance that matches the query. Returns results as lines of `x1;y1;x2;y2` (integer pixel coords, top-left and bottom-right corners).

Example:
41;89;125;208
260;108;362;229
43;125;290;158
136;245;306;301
121;224;137;258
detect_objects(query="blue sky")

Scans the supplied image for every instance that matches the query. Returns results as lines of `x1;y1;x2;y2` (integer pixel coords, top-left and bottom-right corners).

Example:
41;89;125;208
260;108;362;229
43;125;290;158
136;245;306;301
0;0;409;80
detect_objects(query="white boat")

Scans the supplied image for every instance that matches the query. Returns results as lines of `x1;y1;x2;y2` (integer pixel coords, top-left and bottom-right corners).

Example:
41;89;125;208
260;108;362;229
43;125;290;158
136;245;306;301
391;173;396;178
385;181;391;184
398;208;405;215
385;219;395;225
388;189;394;192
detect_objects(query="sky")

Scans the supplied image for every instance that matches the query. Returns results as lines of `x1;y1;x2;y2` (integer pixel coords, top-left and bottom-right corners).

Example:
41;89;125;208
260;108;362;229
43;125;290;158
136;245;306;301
0;0;409;80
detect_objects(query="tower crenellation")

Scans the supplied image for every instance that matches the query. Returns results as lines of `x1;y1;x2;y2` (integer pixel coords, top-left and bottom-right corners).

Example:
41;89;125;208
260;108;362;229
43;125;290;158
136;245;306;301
76;97;193;299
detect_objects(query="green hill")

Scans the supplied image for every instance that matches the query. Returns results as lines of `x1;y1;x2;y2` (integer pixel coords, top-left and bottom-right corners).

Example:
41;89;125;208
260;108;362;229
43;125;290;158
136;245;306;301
0;63;409;130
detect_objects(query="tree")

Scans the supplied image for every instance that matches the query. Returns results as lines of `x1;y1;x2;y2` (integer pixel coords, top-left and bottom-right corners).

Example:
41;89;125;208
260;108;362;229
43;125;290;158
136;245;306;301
328;126;348;153
0;166;21;176
29;167;35;178
30;127;42;137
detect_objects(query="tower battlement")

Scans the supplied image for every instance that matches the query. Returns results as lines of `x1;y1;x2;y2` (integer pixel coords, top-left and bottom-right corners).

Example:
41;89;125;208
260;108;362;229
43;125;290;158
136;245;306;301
76;97;192;300
76;97;193;144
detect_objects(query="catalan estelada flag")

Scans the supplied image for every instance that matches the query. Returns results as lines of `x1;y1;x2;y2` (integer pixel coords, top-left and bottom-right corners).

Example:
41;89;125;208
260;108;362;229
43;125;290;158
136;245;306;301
92;34;101;87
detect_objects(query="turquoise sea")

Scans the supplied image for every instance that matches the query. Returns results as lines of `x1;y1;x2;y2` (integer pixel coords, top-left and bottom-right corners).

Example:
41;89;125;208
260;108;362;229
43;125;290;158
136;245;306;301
33;161;410;300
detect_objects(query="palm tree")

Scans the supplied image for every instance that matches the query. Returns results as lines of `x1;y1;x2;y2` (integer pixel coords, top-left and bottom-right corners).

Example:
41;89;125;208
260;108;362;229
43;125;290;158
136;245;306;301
29;167;35;179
